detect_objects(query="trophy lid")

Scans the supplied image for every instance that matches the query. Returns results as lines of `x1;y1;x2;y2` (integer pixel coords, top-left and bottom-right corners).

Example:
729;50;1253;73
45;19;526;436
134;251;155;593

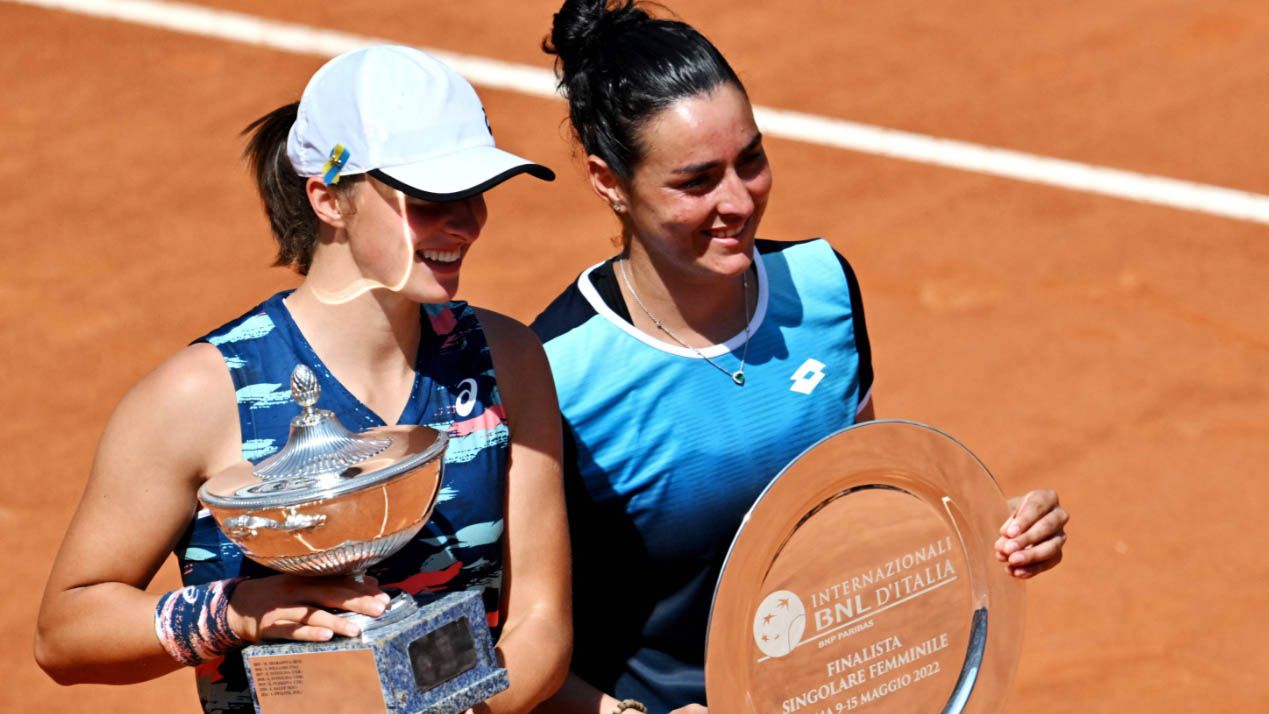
199;364;448;510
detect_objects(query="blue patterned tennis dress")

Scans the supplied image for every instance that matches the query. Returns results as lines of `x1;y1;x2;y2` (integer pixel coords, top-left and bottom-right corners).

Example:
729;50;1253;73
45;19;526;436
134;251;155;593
178;291;509;713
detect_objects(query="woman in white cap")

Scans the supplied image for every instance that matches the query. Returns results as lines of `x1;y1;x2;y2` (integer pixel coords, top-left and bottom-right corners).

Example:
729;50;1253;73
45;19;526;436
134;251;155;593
530;2;1069;713
36;45;570;713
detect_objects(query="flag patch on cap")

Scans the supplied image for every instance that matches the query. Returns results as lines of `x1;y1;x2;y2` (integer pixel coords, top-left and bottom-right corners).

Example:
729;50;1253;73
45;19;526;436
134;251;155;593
322;144;350;185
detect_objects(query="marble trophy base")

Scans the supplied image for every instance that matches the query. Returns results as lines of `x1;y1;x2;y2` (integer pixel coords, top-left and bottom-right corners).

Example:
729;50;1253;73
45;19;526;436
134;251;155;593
243;590;507;714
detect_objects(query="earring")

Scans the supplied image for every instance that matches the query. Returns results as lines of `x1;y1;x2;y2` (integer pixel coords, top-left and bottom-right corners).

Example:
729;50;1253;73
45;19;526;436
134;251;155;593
612;201;624;214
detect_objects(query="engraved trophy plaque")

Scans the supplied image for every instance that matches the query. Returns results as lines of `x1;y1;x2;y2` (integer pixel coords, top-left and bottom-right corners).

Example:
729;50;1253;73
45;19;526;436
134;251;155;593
198;365;508;714
706;420;1025;713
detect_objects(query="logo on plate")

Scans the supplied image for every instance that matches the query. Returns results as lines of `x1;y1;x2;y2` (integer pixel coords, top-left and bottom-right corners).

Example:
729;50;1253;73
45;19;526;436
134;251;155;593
753;590;806;658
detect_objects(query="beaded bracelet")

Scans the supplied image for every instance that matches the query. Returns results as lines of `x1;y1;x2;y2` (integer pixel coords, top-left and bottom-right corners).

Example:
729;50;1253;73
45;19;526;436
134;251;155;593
153;577;246;666
612;700;648;714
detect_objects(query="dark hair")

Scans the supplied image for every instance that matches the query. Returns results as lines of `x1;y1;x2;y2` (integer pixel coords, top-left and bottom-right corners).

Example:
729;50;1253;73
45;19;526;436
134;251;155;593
242;102;360;275
543;0;745;180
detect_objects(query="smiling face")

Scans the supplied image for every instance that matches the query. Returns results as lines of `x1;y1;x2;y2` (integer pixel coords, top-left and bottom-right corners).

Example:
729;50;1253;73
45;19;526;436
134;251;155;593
339;177;488;303
605;83;773;280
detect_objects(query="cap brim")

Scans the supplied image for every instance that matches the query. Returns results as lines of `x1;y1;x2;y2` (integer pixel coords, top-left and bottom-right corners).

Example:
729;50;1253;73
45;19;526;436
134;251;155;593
370;146;554;202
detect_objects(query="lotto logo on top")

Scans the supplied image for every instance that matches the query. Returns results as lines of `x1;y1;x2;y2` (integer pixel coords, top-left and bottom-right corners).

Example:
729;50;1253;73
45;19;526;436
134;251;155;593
790;359;827;394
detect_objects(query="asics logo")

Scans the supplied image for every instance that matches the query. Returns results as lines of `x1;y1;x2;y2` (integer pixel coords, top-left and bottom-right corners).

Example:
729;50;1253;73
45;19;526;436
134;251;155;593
790;359;826;395
455;378;478;417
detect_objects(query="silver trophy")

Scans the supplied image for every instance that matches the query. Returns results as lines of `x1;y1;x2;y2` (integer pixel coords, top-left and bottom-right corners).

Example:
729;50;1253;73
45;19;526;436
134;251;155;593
198;364;508;714
706;421;1026;713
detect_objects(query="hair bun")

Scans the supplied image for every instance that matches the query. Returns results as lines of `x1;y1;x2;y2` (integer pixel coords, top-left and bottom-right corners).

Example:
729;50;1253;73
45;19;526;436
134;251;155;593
545;0;648;78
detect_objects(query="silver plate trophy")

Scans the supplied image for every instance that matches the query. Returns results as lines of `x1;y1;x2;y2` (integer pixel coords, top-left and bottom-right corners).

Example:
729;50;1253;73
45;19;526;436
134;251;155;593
198;365;507;714
706;420;1025;713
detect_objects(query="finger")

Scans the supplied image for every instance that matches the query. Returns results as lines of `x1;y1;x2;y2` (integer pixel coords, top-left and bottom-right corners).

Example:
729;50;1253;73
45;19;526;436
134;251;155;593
338;592;392;618
1002;489;1060;539
999;496;1023;533
1002;490;1053;537
1002;507;1069;553
348;574;391;600
307;587;391;618
301;607;365;638
1007;531;1067;567
265;605;363;639
317;574;389;599
287;580;390;618
266;622;337;642
1009;548;1063;579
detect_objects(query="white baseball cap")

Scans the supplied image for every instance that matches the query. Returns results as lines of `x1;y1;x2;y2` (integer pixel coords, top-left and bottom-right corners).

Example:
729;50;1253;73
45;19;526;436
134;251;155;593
287;44;554;200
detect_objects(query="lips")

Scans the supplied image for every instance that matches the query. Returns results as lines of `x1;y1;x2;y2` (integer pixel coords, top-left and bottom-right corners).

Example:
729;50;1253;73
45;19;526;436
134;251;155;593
415;248;464;273
419;249;461;263
704;218;749;240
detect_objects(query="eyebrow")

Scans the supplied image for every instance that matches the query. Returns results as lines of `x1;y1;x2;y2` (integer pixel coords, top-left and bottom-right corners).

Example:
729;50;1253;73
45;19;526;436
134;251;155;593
671;132;764;175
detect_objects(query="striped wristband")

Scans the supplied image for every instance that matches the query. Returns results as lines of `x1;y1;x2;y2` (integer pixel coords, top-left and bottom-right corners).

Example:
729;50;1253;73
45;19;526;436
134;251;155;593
153;577;246;666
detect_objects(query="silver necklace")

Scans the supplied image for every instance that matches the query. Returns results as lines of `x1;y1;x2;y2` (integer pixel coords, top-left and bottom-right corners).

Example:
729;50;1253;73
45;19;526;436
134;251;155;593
618;257;751;386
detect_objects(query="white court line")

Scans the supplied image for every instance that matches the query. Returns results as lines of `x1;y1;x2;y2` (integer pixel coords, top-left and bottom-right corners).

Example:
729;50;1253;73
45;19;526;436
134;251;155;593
13;0;1269;226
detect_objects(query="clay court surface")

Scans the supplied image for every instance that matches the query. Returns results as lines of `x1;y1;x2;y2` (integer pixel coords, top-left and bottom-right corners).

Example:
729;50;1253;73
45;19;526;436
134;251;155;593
3;1;1267;711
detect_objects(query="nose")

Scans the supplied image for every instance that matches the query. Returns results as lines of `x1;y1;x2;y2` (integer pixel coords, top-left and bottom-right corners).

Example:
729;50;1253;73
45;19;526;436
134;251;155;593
716;169;755;219
444;195;487;241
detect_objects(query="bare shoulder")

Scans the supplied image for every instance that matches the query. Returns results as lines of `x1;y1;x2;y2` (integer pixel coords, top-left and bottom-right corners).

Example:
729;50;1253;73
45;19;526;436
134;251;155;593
471;308;550;373
100;342;241;477
45;344;240;597
471;309;542;352
471;308;558;417
121;343;235;420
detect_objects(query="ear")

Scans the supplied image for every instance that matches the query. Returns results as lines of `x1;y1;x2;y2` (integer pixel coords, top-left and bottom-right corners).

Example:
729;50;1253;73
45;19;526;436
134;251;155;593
585;155;629;214
306;176;350;229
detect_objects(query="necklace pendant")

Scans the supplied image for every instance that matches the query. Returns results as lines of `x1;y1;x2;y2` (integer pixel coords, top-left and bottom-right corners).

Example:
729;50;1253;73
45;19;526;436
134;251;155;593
731;370;746;386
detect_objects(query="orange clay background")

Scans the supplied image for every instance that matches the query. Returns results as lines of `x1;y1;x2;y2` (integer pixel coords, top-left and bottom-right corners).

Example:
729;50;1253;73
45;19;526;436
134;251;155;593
3;1;1267;712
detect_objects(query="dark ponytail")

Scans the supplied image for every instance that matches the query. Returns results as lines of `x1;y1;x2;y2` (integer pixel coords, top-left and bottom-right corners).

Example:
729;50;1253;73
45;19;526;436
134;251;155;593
241;103;359;275
543;0;744;180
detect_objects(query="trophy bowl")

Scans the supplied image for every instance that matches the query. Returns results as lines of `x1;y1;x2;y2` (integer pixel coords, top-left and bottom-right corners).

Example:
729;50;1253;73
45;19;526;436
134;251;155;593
198;365;447;577
195;365;508;714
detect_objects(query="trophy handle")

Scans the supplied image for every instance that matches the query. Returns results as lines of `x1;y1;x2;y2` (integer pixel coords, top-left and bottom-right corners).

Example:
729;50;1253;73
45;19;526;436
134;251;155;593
224;512;327;538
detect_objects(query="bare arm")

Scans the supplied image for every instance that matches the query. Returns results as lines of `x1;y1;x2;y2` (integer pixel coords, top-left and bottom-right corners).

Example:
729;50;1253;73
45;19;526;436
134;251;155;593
473;309;572;713
532;672;621;714
35;344;391;684
533;672;679;714
34;344;242;683
533;673;711;714
855;395;875;423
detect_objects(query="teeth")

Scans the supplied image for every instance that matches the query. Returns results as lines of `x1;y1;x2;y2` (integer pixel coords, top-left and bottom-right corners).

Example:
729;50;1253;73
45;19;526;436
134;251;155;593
420;249;461;263
708;224;745;238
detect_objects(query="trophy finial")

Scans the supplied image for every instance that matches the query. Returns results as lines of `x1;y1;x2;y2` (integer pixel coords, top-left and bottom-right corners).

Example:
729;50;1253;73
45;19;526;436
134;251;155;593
250;362;393;482
291;364;320;409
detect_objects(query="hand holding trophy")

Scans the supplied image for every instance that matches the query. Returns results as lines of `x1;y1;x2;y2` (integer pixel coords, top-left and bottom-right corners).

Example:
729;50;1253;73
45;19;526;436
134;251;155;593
199;365;507;714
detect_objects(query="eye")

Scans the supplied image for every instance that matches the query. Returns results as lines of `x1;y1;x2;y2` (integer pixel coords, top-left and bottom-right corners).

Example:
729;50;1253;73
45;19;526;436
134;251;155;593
739;149;768;176
405;199;448;219
676;173;718;193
